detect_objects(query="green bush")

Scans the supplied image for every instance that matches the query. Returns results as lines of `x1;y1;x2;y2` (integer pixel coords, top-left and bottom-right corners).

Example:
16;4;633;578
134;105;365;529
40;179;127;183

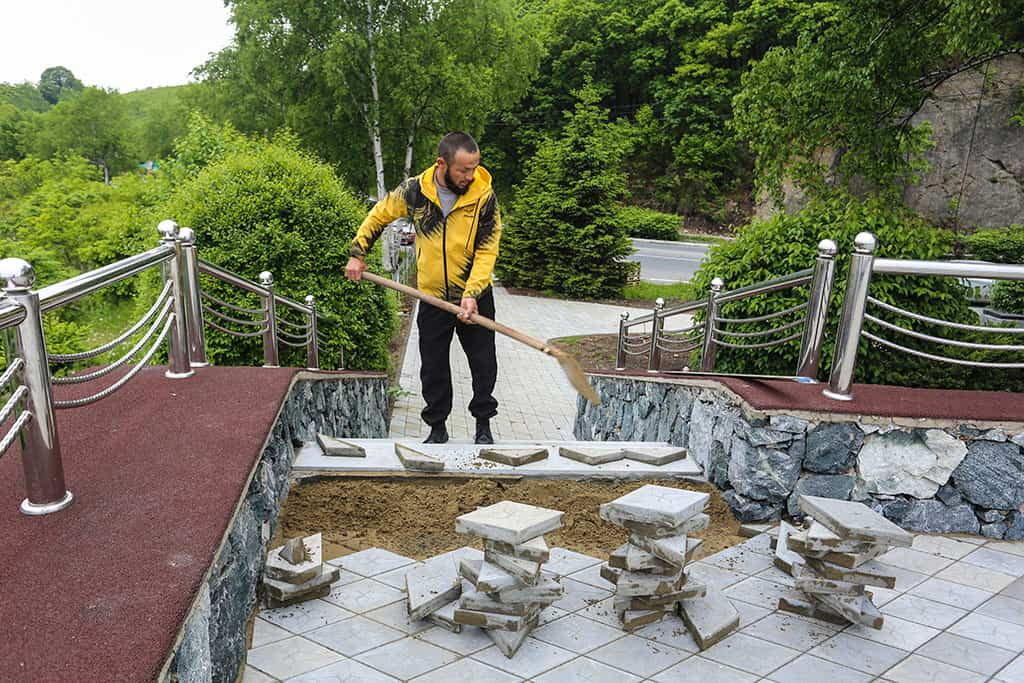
497;85;633;299
991;281;1024;315
164;141;393;370
963;224;1024;264
616;206;682;241
692;194;1022;391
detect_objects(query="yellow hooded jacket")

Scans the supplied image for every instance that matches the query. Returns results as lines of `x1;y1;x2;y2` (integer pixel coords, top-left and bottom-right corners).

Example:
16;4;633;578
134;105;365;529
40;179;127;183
350;164;501;302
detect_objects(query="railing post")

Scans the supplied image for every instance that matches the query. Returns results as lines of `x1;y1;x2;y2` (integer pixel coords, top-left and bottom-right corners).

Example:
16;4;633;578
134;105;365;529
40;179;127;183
158;220;194;379
177;227;208;367
260;271;280;367
0;258;73;515
615;312;629;370
823;232;877;401
796;239;838;379
647;298;665;372
305;295;319;370
700;278;723;372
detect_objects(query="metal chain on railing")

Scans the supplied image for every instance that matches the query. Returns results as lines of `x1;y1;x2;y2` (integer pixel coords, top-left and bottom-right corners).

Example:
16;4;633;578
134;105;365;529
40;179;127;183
201;304;267;328
0;357;25;393
0;385;28;425
52;299;173;385
862;331;1024;369
715;301;808;325
48;281;173;363
712;316;806;340
0;410;32;457
713;331;804;350
864;314;1024;352
867;296;1024;334
199;289;265;316
54;313;176;409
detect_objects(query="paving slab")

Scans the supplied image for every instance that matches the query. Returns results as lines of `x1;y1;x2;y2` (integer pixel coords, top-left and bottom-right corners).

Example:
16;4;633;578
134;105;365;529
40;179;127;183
600;485;709;528
558;445;626;465
456;500;564;545
264;566;341;602
294;438;703;480
484;536;550;563
395;442;446;472
799;496;913;547
620;512;710;539
678;585;741;649
406;557;462;620
316;433;367;457
266;533;323;584
628;532;702;567
621;446;689;466
479;446;548;467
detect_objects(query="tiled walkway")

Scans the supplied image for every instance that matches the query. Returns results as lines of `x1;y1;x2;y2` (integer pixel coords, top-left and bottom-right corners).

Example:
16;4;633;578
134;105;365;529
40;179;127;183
244;534;1024;682
388;286;655;442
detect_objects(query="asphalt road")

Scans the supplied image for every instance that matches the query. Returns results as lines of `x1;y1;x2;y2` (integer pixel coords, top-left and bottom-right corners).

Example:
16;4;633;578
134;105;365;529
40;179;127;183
627;238;712;283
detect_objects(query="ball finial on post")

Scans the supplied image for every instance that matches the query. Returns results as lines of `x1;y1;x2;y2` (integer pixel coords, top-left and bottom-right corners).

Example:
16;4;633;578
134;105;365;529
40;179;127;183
259;271;274;287
853;232;877;254
157;220;179;241
0;258;36;291
817;239;838;257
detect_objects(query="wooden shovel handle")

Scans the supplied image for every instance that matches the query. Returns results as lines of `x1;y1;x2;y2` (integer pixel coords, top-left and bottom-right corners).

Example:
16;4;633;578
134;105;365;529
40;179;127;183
360;272;554;355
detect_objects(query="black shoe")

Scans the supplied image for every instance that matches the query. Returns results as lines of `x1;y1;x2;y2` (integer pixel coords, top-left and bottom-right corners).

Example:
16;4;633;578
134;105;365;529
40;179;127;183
423;424;448;444
474;420;494;445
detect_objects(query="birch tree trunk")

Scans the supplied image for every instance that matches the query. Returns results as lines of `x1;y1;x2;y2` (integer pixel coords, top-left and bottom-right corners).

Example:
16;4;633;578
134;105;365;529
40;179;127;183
366;0;387;199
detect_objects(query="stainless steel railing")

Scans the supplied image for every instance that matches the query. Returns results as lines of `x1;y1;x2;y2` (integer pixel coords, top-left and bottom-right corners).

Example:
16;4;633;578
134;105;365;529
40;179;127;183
823;232;1024;400
617;239;837;377
0;219;338;515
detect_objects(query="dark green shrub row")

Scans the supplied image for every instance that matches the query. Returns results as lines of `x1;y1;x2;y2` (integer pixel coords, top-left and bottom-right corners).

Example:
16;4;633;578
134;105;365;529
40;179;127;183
616;206;682;241
963;224;1024;263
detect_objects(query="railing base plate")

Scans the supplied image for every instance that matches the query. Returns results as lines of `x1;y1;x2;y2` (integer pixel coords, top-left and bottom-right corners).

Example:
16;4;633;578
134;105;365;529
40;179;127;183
822;389;854;401
165;369;196;380
21;490;74;516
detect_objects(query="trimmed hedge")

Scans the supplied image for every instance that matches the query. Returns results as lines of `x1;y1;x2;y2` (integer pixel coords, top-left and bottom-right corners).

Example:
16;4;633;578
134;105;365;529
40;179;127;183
617;206;682;240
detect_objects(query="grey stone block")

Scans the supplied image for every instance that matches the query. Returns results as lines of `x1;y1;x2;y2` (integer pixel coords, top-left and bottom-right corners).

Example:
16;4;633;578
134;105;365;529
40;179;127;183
769;415;809;434
980;509;1008;523
883;499;981;535
1007;511;1024;540
953;440;1024;510
800;422;863;474
936;483;962;506
982;522;1009;538
722;489;783;522
728;437;802;502
786;474;856;518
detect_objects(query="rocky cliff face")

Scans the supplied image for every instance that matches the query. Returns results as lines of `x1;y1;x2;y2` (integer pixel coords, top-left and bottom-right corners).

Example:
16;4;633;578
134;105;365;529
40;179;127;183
755;55;1024;230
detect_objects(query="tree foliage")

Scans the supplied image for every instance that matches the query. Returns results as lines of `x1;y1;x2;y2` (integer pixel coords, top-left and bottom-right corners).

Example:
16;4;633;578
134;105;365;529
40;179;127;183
497;85;634;298
38;66;84;105
733;0;1024;203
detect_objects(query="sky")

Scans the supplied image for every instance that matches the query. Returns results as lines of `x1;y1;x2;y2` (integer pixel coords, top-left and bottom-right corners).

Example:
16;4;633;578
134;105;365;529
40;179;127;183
1;0;235;92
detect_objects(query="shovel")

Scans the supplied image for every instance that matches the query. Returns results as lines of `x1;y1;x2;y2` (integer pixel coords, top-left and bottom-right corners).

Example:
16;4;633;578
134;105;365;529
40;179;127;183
360;272;601;405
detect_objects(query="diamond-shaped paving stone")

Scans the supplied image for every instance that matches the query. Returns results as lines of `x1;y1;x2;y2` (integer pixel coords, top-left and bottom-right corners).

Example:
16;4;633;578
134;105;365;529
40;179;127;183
767;654;872;683
456;500;564;544
650;655;757;683
395;442;445;471
316;433;367;457
479;447;549;466
545;547;603;576
600;485;708;529
702;632;800;676
587;633;691;678
472;637;576;678
362;599;433;634
284;658;398;682
559;446;626;465
415;624;495;656
621;447;688;466
410;657;522;683
883;654;987;683
808;632;910;676
405;556;461;620
798;496;913;547
332;548;415;577
252;618;291;648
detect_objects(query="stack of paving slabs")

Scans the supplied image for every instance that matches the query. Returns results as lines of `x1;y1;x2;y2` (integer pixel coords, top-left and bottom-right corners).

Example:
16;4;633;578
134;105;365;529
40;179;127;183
598;485;736;647
263;533;340;607
452;501;565;657
774;495;913;629
404;555;464;633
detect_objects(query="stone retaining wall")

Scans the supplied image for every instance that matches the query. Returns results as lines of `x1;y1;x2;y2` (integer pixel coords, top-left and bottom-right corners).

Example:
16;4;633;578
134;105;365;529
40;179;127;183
575;375;1024;540
164;372;388;682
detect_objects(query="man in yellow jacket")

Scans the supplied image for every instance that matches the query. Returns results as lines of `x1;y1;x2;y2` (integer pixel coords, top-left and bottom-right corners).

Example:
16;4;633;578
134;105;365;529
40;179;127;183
345;132;501;444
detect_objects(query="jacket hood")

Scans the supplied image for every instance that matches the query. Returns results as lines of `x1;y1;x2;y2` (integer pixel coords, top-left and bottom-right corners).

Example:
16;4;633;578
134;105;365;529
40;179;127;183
420;163;493;206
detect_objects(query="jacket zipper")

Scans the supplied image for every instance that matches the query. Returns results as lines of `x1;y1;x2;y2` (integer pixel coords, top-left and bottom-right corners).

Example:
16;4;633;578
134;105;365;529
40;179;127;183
441;215;450;301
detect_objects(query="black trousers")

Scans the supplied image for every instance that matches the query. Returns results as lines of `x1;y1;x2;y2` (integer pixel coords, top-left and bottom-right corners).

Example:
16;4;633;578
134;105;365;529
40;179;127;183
417;288;498;426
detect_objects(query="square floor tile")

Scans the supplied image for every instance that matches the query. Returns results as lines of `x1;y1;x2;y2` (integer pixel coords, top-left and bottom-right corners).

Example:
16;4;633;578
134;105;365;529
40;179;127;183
332;548;416;577
537;605;570;627
977;594;1024;627
247;636;343;679
686;562;749;591
632;613;700;652
909;577;994;610
374;563;420;589
937;560;1017;592
323;578;405;614
703;545;775;576
987;541;1024;558
856;560;928;592
809;632;910;676
740;612;840;651
995;654;1024;682
766;653;872;683
242;666;275;683
723;576;797;610
533;656;643;682
880;594;967;629
882;653;986;683
252;618;291;648
285;657;399;682
414;624;494;655
472;638;577;679
739;533;774;556
566;562;614;590
575;597;620;628
1002;576;1024;601
731;599;772;628
259;599;352;634
531;613;625;653
587;633;691;678
755;565;796;588
702;632;800;676
304;615;406;656
410;657;522;682
354;636;460;680
844;614;939;652
362;599;433;634
877;547;955;575
911;535;979;560
961;547;1024;577
650;654;757;682
915;631;1017;677
555;577;613;612
948;612;1024;652
546;548;603;577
